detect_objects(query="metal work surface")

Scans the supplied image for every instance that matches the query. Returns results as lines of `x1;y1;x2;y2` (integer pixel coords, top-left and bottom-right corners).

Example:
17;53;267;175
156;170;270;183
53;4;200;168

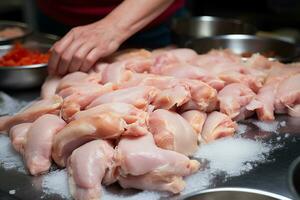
0;89;300;200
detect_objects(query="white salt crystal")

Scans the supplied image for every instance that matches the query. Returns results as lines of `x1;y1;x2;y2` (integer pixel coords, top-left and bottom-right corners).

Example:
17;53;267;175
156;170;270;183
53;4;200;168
194;137;271;176
276;136;281;141
42;169;71;199
181;169;211;195
252;121;279;132
0;135;25;172
280;121;286;127
9;190;16;195
0;92;27;116
285;133;290;138
236;124;248;135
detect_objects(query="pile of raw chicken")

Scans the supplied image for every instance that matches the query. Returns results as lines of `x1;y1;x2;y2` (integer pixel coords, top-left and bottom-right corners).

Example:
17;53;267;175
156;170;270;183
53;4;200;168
0;47;299;200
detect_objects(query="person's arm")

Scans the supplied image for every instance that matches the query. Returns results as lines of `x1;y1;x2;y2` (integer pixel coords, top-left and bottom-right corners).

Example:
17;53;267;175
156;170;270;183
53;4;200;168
48;0;175;75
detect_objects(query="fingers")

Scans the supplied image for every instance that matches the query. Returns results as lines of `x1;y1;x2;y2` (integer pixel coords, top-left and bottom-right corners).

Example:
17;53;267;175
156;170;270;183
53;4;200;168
80;48;105;72
48;32;74;75
68;42;95;73
57;40;83;75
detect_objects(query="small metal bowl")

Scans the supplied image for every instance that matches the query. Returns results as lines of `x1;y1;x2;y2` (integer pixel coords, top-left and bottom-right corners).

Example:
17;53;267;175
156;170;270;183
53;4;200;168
0;42;50;90
0;21;32;45
288;157;300;200
185;34;300;62
171;16;257;46
182;188;292;200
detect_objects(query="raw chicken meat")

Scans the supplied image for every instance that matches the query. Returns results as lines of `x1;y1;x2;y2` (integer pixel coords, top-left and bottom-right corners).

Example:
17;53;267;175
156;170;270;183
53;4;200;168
9;123;32;155
24;114;66;175
73;103;148;128
122;74;217;112
181;110;207;141
52;111;147;167
0;95;63;132
41;76;61;99
246;81;279;121
152;84;191;109
218;70;264;92
59;83;115;120
148;109;198;156
4;47;299;199
68;140;115;200
190;49;242;70
151;62;225;90
152;48;198;67
116;133;200;193
218;83;256;120
275;73;300;116
201;111;237;143
87;86;158;110
247;63;300;121
100;61;133;85
107;49;152;62
57;71;102;92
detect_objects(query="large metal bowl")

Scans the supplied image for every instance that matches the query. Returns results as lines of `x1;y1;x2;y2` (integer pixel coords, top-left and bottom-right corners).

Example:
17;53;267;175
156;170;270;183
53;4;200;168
171;16;257;46
289;157;300;200
182;188;292;200
185;34;300;62
0;42;50;90
0;21;32;45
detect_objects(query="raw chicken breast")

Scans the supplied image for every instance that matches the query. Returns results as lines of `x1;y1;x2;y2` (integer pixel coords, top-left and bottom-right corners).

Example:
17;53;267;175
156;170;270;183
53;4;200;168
100;61;133;85
59;83;115;120
151;62;225;91
201;111;236;143
52;111;147;167
122;74;218;112
218;83;255;120
9;123;32;155
148;109;198;156
73;103;148;129
152;84;191;109
41;76;61;99
87;86;158;110
116;133;200;194
68;140;115;200
181;110;207;141
275;73;300;116
24;114;66;175
246;81;279;121
57;71;102;92
0;95;63;132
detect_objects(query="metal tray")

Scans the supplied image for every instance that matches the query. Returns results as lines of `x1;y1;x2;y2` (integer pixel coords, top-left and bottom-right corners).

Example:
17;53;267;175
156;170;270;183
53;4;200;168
0;90;300;200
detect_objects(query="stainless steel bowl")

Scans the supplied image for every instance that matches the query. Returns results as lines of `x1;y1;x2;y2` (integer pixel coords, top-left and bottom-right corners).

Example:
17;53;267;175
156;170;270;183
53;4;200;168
0;42;50;90
171;16;257;46
185;34;300;62
0;21;32;45
182;188;292;200
289;157;300;200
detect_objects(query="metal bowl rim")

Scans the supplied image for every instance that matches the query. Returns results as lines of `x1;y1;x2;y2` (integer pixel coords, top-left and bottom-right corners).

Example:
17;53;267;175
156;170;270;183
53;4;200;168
288;156;300;200
187;34;297;45
183;187;292;200
0;20;33;43
0;63;47;70
175;16;250;25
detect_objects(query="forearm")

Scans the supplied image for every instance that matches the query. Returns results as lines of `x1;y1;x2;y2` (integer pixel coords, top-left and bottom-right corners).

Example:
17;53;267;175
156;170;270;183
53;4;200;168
102;0;175;43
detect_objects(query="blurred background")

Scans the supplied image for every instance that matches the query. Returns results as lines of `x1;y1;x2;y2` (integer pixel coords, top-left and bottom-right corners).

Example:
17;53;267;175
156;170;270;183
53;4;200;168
1;0;300;42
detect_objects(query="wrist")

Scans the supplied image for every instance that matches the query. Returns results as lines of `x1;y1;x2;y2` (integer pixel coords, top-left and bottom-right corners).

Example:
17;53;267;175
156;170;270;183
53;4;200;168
100;14;132;44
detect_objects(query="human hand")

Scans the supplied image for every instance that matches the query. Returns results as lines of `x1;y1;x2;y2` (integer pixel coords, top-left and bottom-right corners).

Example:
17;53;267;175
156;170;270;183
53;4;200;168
48;20;124;75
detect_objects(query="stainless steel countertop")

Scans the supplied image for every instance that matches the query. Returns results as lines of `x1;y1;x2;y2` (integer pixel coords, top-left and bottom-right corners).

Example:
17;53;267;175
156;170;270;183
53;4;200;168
0;89;300;200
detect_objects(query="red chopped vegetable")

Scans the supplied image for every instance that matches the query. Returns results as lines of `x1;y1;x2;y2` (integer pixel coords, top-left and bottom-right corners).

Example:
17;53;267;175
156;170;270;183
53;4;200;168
0;43;50;66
